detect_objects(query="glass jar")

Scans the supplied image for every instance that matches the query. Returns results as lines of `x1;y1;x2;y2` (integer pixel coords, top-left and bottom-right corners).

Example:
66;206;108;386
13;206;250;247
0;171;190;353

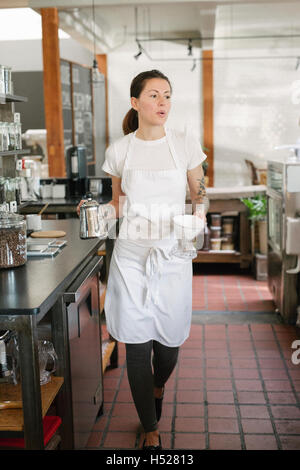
0;122;9;151
0;213;27;268
3;67;12;95
0;122;3;151
14;122;22;150
15;177;21;205
0;177;6;212
0;66;4;95
8;122;16;151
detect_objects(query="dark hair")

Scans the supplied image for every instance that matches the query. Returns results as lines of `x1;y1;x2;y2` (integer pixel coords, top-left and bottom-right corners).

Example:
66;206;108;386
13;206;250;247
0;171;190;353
122;69;172;135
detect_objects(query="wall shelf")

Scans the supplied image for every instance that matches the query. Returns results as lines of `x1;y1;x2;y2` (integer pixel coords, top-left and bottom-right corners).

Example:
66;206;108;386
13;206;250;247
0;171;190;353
0;94;28;104
0;149;30;157
0;377;64;432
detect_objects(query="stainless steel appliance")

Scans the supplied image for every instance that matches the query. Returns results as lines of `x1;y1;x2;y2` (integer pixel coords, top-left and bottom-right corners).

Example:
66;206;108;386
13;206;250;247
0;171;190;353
66;146;87;199
267;157;300;324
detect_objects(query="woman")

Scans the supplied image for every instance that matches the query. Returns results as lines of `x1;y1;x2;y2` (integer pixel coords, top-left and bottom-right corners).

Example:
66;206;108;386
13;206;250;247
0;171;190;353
78;70;208;449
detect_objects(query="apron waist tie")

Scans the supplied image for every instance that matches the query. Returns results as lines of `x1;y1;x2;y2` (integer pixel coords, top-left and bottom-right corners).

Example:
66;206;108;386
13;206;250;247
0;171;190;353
144;246;171;307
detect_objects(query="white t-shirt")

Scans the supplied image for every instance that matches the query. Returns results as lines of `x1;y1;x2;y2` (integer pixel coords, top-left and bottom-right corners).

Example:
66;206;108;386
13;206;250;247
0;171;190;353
102;128;207;177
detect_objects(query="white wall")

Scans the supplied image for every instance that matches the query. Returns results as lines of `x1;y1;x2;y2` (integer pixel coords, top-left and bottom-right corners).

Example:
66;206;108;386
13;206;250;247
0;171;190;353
0;38;94;71
213;1;300;187
107;39;203;144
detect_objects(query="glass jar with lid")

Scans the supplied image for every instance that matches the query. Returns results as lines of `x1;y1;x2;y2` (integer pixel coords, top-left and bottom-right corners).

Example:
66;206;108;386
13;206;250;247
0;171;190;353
0;213;27;268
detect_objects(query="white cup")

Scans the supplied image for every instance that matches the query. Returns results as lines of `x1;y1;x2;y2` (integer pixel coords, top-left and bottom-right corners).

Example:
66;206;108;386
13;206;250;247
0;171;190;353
26;214;42;231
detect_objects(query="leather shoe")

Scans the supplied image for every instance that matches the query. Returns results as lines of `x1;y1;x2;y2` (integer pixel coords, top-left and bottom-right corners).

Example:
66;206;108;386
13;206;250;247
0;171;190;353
142;434;162;450
155;387;165;422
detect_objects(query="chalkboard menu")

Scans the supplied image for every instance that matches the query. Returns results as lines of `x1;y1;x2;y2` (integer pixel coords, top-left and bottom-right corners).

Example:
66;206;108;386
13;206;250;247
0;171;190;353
60;60;73;152
72;64;94;165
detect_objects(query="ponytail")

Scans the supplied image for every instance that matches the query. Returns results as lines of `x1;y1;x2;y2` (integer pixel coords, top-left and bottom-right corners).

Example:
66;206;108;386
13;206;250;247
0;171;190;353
122;69;172;136
122;108;138;135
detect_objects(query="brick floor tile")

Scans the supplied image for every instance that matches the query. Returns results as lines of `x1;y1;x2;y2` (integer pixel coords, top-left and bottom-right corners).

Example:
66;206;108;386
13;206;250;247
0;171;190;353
174;433;206;450
86;431;103;448
257;358;285;369
209;433;241;450
177;378;203;390
206;358;231;368
292;380;300;391
108;416;140;432
157;416;172;432
204;340;227;350
175;417;205;432
208;418;239;433
102;432;137;449
241;419;274;434
206;368;231;379
234;380;263;391
176;390;204;403
256;350;281;359
264;380;292;392
103;377;119;389
179;358;203;368
104;389;117;402
267;392;297;404
244;434;278;450
275;420;300;435
92;416;108;432
231;358;257;369
204;349;229;359
207;404;237;418
280;435;300;450
271;405;300;419
239;405;270;419
237;391;266;404
233;368;260;379
116;389;133;402
112;402;138;417
206;391;235;403
288;370;300;380
176;403;204;417
260;369;289;380
206;379;233;391
178;367;203;378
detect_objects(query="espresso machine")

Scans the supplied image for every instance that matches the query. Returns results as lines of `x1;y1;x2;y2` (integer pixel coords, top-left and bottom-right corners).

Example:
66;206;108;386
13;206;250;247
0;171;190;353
66;145;88;199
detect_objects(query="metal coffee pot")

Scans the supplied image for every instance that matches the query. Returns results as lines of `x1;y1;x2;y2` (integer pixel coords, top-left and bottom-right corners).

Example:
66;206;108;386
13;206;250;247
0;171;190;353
80;197;108;239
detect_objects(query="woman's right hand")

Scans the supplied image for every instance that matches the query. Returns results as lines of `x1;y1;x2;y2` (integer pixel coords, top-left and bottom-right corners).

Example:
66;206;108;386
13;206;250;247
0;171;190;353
76;199;87;217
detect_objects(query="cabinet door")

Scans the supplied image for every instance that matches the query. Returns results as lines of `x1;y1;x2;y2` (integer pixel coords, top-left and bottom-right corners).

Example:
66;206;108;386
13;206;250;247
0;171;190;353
67;273;103;449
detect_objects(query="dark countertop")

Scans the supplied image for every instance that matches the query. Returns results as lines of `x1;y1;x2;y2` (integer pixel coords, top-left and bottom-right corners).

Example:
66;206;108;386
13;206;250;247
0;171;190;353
20;195;111;213
0;219;108;316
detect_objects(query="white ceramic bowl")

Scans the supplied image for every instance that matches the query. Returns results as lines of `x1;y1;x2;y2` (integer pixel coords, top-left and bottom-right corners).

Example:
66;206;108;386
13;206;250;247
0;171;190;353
173;215;204;240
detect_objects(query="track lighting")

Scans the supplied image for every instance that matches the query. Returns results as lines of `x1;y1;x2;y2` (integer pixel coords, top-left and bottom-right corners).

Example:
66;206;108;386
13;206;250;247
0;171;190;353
191;59;196;72
187;39;193;56
134;42;142;60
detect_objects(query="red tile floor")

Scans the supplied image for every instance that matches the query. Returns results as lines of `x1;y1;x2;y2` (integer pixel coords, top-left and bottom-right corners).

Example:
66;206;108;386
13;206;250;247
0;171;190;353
86;265;300;450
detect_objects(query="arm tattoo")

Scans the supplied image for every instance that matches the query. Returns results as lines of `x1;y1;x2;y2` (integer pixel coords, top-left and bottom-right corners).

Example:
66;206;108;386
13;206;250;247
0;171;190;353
192;176;209;215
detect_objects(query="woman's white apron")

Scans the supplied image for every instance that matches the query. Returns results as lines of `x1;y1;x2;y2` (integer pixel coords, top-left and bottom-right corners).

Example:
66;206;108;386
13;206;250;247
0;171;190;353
104;129;193;347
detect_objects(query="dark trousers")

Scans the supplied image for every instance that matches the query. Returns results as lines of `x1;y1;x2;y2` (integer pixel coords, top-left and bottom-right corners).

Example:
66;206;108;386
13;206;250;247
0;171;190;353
125;340;179;433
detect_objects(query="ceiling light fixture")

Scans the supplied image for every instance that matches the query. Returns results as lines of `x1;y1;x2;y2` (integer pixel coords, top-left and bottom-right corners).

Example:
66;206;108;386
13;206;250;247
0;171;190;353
187;39;193;56
191;59;196;72
134;41;143;60
91;0;103;86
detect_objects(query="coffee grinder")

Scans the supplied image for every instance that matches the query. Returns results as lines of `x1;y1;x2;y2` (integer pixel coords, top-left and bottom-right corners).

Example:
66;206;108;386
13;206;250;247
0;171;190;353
66;145;88;199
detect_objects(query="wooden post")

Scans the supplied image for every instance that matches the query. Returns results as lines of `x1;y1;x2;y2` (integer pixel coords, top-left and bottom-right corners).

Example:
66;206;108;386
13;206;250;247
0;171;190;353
41;8;66;177
202;49;214;187
96;54;109;147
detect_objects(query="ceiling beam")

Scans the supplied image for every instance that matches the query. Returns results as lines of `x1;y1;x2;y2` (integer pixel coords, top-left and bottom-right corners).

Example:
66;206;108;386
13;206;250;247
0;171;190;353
27;0;291;9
